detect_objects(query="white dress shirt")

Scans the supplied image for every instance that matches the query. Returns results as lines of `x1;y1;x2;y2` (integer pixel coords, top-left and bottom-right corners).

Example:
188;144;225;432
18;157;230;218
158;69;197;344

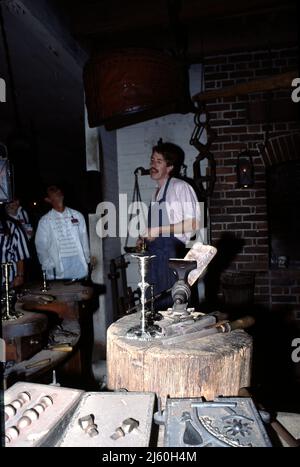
35;207;90;279
151;177;200;244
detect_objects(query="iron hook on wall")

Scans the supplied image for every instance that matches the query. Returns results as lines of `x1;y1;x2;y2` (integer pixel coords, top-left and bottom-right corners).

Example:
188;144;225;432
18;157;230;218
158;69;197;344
190;105;217;198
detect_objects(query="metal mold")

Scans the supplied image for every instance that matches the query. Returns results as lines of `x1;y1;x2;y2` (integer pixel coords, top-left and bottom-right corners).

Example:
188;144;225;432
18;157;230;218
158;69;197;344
57;392;155;447
4;382;83;447
164;397;272;447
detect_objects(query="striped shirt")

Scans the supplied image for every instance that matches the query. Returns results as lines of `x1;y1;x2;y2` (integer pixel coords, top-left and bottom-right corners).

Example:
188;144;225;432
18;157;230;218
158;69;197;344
0;219;30;284
10;206;33;240
15;206;29;224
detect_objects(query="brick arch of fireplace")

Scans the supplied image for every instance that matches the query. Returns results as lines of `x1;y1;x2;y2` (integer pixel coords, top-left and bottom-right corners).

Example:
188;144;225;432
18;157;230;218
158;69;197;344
206;127;300;310
260;131;300;167
259;132;300;271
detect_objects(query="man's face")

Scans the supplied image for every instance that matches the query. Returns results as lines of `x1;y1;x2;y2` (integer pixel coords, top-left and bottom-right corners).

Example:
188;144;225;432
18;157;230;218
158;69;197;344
46;189;64;210
150;151;173;183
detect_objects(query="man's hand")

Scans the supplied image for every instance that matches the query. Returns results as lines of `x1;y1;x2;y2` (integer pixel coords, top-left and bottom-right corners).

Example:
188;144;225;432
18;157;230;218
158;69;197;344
141;227;160;242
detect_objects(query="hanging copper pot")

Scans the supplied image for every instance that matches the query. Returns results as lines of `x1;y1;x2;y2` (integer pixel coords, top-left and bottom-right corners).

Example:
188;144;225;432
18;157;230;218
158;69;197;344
83;48;191;130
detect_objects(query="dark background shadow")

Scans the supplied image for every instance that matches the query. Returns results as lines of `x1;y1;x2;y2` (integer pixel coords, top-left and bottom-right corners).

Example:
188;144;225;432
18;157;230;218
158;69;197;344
203;232;245;312
201;232;300;414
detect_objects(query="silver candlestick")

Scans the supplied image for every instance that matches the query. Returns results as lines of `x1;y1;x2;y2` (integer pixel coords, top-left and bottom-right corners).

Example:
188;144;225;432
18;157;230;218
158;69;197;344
126;253;162;340
134;253;152;334
40;270;50;292
1;263;23;320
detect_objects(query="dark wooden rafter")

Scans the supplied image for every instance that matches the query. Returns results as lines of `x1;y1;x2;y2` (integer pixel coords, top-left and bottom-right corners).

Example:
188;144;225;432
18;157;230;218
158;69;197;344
68;0;296;35
192;71;298;102
59;0;297;59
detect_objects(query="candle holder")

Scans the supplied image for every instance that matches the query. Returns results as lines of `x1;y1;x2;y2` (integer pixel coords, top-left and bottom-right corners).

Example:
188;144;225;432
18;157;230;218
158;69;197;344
126;253;162;340
1;263;23;320
40;270;50;292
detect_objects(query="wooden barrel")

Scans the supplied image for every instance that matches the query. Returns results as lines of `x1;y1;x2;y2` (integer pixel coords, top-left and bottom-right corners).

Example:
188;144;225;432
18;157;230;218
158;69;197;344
84;48;190;130
107;313;253;403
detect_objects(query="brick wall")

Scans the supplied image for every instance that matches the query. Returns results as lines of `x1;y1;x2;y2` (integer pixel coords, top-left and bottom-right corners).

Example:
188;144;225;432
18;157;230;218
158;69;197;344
204;47;300;310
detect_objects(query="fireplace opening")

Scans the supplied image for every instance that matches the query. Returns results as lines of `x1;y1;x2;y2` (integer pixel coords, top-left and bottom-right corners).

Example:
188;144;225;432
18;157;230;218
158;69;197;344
267;159;300;270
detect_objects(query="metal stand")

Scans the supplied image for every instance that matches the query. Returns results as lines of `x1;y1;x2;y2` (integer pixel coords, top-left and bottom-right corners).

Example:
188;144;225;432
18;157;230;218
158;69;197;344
168;259;197;317
126;253;162;340
40;270;50;292
124;167;149;254
1;263;23;320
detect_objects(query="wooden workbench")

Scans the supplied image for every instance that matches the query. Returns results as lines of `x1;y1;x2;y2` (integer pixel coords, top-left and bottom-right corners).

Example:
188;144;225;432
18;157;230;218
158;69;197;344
3;281;95;389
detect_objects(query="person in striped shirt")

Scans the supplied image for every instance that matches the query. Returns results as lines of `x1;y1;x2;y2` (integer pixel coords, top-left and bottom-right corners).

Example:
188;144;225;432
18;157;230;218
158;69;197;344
5;197;33;240
35;185;90;280
0;203;30;287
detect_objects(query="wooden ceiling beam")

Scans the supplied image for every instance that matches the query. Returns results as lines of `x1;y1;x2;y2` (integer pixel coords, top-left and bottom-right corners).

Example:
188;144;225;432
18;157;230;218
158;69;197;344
180;0;296;22
85;10;297;61
187;8;297;59
68;0;296;36
192;71;298;102
69;0;169;36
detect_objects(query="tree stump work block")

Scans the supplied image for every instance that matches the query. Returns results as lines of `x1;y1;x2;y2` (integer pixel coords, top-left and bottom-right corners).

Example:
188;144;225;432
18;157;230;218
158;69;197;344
107;314;253;404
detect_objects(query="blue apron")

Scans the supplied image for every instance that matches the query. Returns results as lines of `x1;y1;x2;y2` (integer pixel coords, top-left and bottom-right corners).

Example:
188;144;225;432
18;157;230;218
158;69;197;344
146;177;185;310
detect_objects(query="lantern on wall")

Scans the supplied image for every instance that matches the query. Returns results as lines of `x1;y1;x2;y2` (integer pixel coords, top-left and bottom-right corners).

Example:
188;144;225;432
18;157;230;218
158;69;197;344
236;151;254;188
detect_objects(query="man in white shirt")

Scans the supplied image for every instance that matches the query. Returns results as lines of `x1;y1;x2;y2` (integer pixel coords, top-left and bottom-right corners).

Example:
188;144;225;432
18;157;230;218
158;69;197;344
138;141;200;310
35;185;90;280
